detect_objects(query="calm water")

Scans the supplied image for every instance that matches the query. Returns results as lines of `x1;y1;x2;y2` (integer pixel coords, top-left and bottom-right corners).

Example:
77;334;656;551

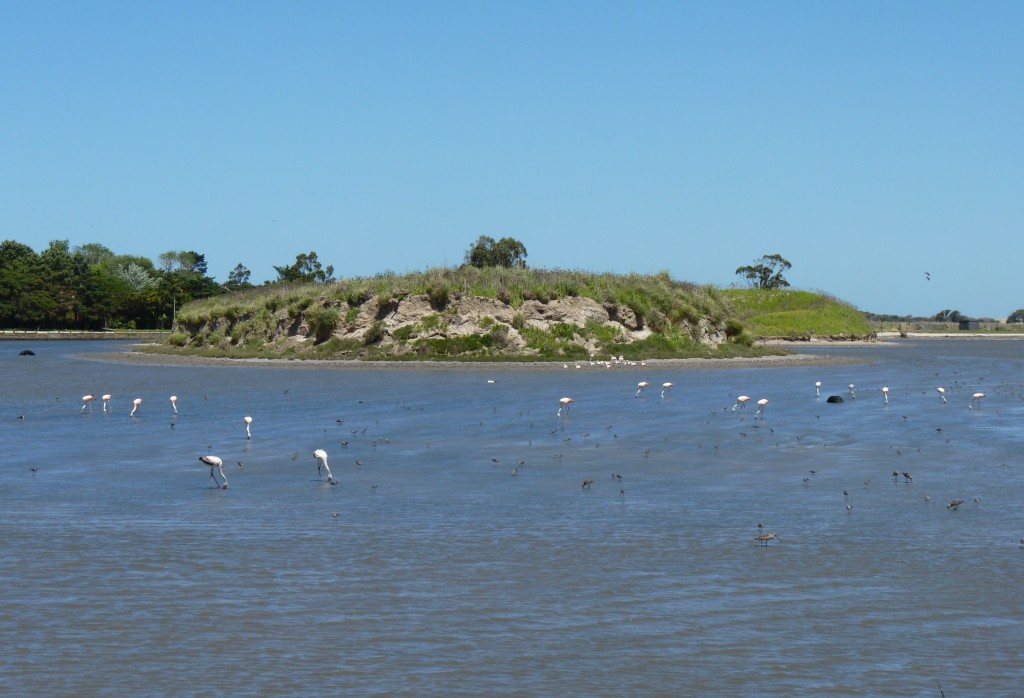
2;340;1022;696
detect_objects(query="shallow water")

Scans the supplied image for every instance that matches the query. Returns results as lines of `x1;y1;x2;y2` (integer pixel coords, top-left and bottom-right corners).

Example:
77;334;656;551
2;340;1022;696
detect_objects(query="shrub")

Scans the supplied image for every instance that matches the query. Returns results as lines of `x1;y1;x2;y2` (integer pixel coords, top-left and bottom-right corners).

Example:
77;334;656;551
427;283;449;310
168;332;188;347
306;307;340;343
363;320;386;345
511;313;526;330
392;324;416;341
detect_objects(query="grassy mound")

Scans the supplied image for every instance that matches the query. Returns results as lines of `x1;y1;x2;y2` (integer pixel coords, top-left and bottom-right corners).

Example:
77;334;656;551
723;289;874;338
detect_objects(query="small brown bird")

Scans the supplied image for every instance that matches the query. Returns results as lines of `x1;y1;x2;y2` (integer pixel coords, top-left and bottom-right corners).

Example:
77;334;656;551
582;479;595;490
755;532;781;546
947;500;964;511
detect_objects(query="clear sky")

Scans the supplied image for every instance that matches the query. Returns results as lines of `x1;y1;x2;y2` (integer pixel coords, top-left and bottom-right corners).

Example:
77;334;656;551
4;1;1022;318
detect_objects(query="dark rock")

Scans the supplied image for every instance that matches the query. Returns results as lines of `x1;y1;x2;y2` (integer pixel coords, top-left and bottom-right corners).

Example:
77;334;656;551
826;395;844;403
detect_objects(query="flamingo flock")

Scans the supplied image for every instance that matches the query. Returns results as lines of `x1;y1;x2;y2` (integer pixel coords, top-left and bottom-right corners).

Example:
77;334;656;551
57;363;1002;544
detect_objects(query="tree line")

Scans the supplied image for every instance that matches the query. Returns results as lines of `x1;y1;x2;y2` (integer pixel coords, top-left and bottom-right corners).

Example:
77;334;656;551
0;240;347;330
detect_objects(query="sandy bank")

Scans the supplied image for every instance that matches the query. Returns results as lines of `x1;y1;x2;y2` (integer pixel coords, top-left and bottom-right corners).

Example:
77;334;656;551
81;348;867;372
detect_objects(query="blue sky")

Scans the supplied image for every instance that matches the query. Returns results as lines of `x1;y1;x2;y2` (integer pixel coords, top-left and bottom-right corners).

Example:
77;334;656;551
4;1;1022;318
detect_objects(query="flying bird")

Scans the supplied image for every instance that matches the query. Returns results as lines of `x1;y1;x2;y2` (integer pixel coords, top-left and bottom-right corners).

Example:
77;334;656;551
925;272;931;281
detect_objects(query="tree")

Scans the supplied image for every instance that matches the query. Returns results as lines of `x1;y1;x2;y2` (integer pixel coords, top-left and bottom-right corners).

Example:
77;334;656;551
464;236;528;269
1007;309;1024;324
934;309;962;322
225;263;253;290
273;251;335;284
735;254;792;289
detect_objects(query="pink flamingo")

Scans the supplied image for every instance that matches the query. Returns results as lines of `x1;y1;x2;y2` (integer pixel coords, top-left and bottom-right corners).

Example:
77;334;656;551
169;395;178;414
244;416;253;439
81;395;95;414
102;394;112;413
936;387;946;404
130;398;142;417
755;398;769;419
635;381;649;398
200;455;228;489
557;397;574;417
661;382;673;398
970;392;985;410
732;395;751;412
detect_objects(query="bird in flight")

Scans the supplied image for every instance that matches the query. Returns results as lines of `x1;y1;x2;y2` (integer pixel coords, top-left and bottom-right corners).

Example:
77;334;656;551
925;272;931;281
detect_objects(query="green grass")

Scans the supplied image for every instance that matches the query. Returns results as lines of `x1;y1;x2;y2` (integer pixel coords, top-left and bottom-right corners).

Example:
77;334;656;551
723;289;873;337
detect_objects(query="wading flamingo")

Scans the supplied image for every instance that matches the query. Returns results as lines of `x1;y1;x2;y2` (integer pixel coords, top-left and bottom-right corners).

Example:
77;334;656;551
635;381;649;398
849;384;856;399
130;398;142;417
733;396;751;412
970;393;985;410
815;381;821;398
661;382;673;398
170;395;178;414
81;395;95;414
755;398;769;419
937;387;946;404
200;455;228;489
557;397;574;417
882;386;889;405
102;394;111;413
244;416;253;439
313;449;337;484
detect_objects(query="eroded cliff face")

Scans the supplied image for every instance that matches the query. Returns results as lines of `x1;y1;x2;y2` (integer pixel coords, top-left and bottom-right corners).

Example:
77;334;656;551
178;293;728;357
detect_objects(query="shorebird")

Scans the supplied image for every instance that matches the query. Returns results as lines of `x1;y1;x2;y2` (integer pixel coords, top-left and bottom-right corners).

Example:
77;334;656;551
557;397;574;417
755;398;769;419
199;455;228;489
313;449;337;484
902;472;912;483
81;395;95;414
755;532;781;546
581;479;594;490
947;500;964;511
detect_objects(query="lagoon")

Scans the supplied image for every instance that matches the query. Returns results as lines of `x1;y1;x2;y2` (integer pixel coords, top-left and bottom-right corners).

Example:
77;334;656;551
2;339;1022;696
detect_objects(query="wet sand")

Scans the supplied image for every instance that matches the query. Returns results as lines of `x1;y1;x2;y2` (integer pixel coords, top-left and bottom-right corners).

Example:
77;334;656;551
83;347;869;371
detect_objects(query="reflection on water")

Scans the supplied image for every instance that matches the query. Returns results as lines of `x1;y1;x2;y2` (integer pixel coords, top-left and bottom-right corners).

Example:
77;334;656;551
2;339;1023;696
